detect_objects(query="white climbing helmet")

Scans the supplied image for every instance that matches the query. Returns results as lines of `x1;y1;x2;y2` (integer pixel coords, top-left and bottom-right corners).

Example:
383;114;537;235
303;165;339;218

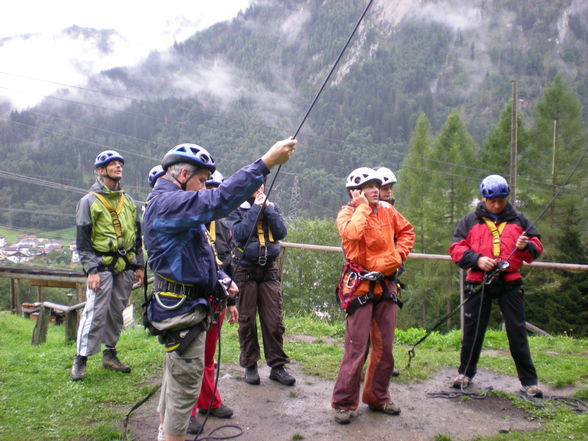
374;167;397;186
345;167;383;189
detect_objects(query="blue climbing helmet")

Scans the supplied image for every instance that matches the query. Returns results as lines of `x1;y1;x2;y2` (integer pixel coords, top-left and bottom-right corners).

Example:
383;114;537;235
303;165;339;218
206;170;224;187
480;174;510;198
94;150;125;168
161;143;216;172
147;165;165;188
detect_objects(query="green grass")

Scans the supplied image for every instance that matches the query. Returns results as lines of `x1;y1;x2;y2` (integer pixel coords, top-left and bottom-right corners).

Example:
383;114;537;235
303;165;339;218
0;226;76;244
0;312;586;441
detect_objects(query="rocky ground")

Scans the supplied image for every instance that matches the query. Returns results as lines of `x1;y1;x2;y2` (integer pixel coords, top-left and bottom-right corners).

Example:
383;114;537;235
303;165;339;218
126;363;567;441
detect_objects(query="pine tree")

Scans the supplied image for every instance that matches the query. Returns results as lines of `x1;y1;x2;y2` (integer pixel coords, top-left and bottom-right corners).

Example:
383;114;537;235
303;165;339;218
430;110;477;327
526;74;588;252
482;101;530;183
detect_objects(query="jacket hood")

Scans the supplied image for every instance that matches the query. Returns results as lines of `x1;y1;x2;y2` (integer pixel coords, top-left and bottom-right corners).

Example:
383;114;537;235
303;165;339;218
474;200;517;222
90;178;125;195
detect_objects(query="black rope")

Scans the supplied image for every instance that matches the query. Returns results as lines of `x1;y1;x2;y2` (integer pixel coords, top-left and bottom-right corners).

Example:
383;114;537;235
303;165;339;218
406;282;484;368
426;388;492;400
235;0;377;262
408;142;588;367
193;318;245;441
505;142;588;262
121;383;162;441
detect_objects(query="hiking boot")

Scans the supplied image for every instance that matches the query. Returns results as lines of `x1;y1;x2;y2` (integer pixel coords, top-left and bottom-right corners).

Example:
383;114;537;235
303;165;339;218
244;364;260;385
69;355;87;381
368;401;401;415
102;348;131;373
392;368;400;377
334;408;352;424
521;384;543;398
157;424;165;441
269;366;296;386
452;374;472;389
199;404;234;418
187;417;202;434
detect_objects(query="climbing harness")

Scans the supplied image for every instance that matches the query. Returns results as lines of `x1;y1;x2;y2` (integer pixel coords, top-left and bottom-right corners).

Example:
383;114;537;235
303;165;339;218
482;218;506;258
256;219;274;266
336;260;402;315
92;192;136;271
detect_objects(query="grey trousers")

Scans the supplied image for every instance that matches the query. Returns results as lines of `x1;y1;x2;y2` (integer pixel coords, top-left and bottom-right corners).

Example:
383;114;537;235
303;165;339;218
76;270;135;357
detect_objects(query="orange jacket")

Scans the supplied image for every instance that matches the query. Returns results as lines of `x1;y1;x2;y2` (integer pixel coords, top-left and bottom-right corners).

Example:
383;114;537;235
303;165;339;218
337;201;415;296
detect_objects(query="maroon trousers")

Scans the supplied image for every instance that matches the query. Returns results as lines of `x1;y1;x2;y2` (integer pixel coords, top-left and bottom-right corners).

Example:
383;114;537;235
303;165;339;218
332;300;397;410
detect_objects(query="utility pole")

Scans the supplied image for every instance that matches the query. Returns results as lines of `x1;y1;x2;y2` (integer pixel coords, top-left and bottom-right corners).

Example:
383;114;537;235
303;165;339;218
510;80;518;204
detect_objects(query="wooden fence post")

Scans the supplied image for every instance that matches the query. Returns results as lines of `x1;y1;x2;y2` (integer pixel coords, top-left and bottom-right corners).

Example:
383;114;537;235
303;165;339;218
32;305;50;345
276;247;286;279
65;309;79;342
11;279;22;316
77;282;85;302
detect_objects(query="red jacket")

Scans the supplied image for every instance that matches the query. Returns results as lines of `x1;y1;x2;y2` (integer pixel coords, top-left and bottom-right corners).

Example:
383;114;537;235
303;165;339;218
337;201;415;296
449;202;542;283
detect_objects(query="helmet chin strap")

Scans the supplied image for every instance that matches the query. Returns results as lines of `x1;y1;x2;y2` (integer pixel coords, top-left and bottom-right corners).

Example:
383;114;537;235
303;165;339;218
174;172;196;191
106;172;121;182
99;169;121;189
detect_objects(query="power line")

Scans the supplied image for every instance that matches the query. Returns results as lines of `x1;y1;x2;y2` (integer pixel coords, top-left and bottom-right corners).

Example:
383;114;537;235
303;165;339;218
0;71;141;102
0;207;74;218
0;75;355;146
0;117;160;162
0;169;146;205
24;108;165;150
0;169;87;194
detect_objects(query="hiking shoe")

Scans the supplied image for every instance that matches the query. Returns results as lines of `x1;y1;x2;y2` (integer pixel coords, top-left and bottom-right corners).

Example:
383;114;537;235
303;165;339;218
69;355;87;381
392;368;400;377
269;366;296;386
187;416;202;434
102;348;131;373
157;424;164;441
244;364;260;385
521;384;543;398
199;404;234;418
368;402;401;415
452;374;472;389
334;408;352;424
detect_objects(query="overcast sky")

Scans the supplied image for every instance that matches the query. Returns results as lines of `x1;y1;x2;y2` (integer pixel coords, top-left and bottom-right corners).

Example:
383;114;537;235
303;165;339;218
0;0;252;110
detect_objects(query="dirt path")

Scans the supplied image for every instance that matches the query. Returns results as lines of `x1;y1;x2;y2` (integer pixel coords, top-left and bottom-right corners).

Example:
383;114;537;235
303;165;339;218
126;363;563;441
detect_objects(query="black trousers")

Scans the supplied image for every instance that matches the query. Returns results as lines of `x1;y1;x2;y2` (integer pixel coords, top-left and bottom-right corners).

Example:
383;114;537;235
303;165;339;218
459;279;538;387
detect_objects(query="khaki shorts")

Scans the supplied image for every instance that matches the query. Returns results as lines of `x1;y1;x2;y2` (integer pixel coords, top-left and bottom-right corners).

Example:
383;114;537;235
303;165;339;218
157;326;206;436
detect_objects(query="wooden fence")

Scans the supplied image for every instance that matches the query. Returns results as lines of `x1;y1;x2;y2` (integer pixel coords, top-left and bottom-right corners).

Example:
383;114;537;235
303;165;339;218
2;243;587;342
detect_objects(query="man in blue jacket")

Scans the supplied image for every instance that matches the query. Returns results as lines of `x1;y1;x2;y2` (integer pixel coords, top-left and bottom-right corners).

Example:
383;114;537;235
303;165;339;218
143;138;296;441
227;182;295;386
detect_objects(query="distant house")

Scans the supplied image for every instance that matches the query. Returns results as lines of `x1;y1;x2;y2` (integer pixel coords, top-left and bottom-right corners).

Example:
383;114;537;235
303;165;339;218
15;237;38;249
3;245;20;256
7;251;34;264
